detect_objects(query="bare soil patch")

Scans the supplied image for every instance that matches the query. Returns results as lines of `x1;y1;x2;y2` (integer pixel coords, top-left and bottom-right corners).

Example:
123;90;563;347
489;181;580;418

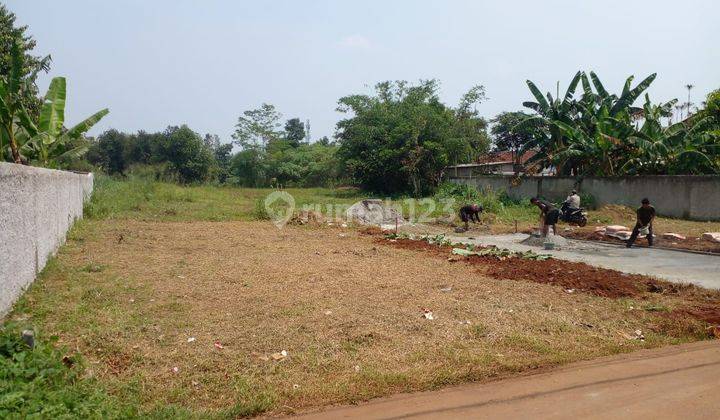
377;233;720;318
385;238;648;298
14;220;718;416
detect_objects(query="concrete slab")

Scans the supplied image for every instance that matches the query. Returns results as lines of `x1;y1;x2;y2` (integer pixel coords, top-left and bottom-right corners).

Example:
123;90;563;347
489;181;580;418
446;233;720;289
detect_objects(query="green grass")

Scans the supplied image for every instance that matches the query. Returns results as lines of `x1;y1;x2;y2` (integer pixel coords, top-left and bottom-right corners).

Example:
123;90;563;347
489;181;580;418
84;177;536;225
85;176;369;222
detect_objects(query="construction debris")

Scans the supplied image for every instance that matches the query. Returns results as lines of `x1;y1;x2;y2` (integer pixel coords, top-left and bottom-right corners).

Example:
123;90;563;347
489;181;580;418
662;233;686;241
520;233;569;249
702;232;720;243
346;199;405;226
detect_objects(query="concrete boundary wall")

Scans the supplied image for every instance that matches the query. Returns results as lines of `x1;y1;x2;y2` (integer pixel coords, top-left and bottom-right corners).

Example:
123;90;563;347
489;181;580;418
450;174;720;221
0;163;93;316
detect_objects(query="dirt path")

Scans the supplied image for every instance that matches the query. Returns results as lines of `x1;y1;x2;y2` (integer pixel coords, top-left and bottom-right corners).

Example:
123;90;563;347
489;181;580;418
292;340;720;419
449;233;720;289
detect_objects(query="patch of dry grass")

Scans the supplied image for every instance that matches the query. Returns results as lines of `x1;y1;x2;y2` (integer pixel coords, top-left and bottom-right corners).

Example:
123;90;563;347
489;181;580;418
11;221;712;416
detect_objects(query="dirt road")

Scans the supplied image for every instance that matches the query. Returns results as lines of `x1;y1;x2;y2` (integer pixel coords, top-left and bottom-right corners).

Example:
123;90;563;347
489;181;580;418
293;341;720;419
450;233;720;289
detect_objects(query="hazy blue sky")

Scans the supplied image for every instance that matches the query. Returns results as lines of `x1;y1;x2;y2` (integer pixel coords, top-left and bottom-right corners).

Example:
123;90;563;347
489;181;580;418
7;0;719;143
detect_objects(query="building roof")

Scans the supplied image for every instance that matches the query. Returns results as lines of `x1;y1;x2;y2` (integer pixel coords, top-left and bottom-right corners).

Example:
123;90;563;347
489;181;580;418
476;150;536;165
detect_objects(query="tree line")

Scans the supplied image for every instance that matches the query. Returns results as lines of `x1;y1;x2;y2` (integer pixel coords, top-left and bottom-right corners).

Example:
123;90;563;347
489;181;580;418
2;4;718;195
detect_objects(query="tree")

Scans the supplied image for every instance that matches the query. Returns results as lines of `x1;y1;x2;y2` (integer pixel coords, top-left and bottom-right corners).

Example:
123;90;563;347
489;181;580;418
284;118;305;147
14;77;108;168
336;80;488;195
96;129;128;175
0;42;33;163
203;133;232;183
0;5;51;119
232;103;282;149
519;70;719;176
490;111;535;165
158;125;214;183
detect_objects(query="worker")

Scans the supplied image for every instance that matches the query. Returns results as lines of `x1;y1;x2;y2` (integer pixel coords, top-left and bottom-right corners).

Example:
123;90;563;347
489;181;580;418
459;203;483;231
626;198;655;248
530;197;559;237
564;189;581;210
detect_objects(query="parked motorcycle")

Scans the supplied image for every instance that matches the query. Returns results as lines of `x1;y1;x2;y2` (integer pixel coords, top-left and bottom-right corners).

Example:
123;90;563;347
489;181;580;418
560;202;588;227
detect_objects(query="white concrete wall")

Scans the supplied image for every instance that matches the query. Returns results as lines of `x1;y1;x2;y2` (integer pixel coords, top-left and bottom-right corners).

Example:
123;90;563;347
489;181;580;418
450;174;720;221
0;162;93;316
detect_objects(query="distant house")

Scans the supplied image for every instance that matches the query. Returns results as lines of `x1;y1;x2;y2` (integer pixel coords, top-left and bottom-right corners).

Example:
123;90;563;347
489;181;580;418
446;150;550;178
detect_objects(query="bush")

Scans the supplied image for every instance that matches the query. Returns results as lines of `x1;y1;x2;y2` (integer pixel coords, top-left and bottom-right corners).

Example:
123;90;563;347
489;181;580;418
434;182;536;224
0;324;134;418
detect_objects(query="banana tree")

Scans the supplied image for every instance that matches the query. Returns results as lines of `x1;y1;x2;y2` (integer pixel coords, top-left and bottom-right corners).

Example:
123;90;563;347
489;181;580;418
519;71;582;174
0;42;36;163
17;77;109;167
622;94;719;175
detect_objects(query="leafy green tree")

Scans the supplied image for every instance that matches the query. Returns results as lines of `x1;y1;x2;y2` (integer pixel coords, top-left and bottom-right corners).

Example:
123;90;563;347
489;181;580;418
97;129;130;175
284;118;305;147
229;147;266;187
0;42;33;163
203;133;233;182
490;111;535;161
96;129;128;175
336;80;488;195
158;125;214;183
125;130;161;165
232;103;282;149
0;5;51;119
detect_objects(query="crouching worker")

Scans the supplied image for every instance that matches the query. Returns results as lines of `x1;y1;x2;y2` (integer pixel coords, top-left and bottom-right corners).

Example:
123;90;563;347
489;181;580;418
627;198;655;248
530;197;560;237
459;203;483;231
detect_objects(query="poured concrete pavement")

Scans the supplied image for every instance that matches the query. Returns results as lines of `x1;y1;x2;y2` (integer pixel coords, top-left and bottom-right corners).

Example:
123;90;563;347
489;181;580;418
447;234;720;289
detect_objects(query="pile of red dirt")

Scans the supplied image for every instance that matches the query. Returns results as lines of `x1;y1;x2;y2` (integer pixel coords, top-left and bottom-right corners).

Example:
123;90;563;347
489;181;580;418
380;237;650;298
472;256;644;298
679;305;720;325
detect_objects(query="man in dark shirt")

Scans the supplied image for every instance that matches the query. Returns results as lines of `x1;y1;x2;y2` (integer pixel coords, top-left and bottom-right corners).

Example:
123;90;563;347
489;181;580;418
530;197;560;237
459;203;483;230
626;198;655;248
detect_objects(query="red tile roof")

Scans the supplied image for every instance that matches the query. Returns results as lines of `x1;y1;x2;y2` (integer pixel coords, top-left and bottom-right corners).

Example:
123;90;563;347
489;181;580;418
477;150;536;164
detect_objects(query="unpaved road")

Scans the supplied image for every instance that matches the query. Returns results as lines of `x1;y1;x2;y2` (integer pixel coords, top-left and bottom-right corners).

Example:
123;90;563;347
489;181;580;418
293;341;720;419
449;234;720;289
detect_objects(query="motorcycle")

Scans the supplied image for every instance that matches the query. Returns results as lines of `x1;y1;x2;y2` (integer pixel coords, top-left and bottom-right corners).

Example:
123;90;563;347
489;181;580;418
560;202;588;227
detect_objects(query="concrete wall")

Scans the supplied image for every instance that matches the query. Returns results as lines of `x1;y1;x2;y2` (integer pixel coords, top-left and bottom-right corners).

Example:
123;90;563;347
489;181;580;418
0;163;93;316
450;174;720;221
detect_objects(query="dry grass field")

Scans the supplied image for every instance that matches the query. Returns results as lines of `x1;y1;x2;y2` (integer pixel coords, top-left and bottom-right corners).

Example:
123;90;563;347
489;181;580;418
11;218;718;417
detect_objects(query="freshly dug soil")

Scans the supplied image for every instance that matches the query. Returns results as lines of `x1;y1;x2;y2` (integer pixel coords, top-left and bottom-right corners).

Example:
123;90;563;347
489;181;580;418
381;238;651;298
678;305;720;325
475;257;643;298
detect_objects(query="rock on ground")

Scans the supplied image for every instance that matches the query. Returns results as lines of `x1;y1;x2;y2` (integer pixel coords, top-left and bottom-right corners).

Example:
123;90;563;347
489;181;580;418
346;199;406;226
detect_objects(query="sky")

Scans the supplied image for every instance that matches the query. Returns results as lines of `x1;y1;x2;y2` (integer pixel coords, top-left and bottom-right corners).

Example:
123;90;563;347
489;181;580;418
6;0;719;144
